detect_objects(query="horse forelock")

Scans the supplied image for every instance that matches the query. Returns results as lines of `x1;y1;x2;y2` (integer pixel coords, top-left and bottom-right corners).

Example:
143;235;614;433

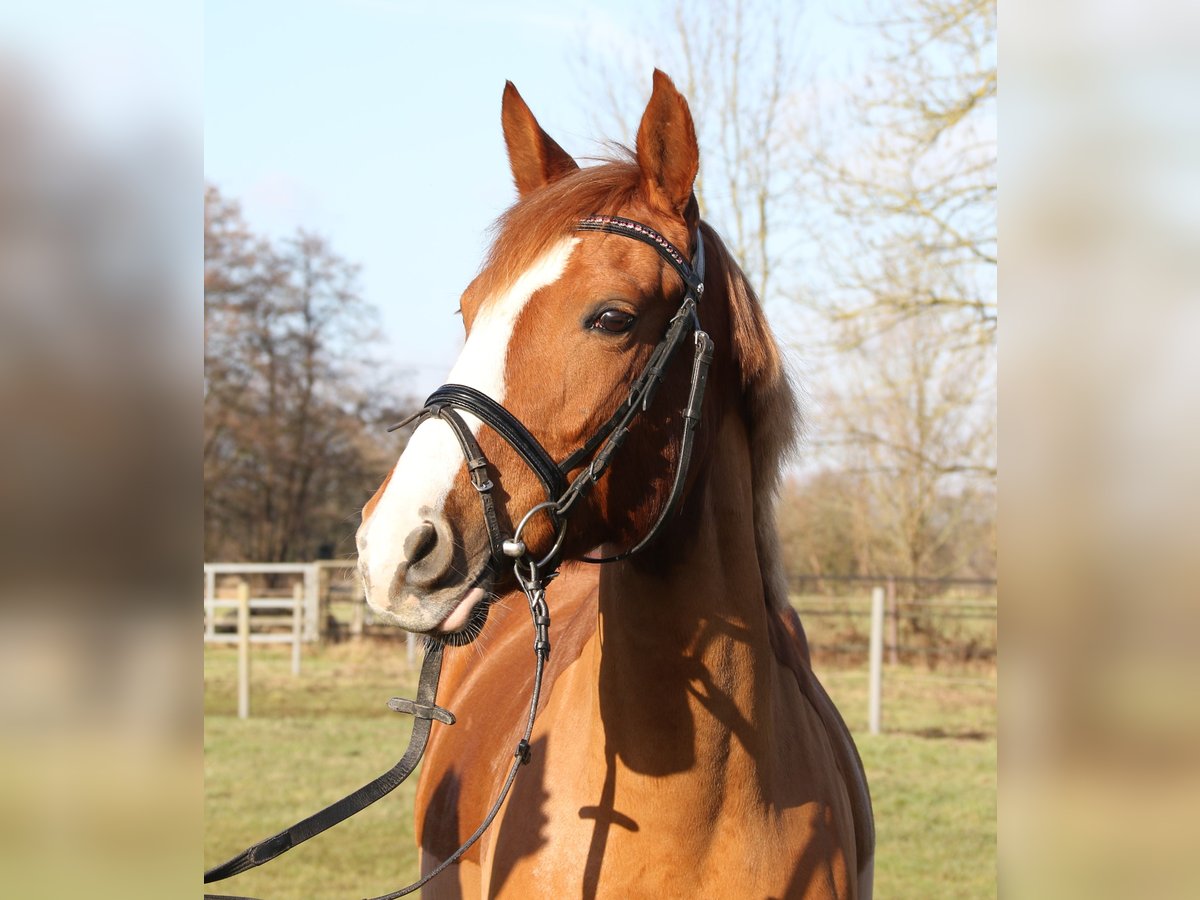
473;157;643;304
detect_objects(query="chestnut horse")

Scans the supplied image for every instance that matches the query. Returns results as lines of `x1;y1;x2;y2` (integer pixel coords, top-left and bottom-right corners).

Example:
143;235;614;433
356;72;874;898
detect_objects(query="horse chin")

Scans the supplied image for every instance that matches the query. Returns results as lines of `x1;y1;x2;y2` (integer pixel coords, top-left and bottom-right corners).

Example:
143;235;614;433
363;564;494;642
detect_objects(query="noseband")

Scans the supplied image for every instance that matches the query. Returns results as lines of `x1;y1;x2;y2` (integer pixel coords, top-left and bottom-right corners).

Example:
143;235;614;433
204;214;713;900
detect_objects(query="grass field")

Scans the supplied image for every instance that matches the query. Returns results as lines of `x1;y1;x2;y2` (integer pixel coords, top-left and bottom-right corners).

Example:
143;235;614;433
205;641;995;898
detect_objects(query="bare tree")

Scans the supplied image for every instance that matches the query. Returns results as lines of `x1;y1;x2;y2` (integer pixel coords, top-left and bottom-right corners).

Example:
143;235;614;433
795;0;996;587
806;0;997;345
576;0;804;305
204;186;410;562
777;470;877;584
815;310;994;579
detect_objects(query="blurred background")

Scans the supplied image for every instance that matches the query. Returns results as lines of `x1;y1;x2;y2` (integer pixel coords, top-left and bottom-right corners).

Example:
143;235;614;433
0;3;200;899
1;0;1197;897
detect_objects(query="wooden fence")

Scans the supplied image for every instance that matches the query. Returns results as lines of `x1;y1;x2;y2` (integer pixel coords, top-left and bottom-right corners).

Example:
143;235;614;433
204;560;416;718
789;575;997;735
205;564;995;730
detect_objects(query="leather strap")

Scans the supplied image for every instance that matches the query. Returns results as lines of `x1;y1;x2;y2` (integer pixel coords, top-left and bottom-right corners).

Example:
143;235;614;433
204;641;449;894
426;384;568;503
205;575;553;900
553;220;710;563
370;571;551;899
429;404;511;564
577;214;703;294
577;329;714;564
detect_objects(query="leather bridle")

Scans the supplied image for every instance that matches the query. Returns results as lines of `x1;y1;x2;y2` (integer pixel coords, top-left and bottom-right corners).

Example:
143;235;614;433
204;214;712;900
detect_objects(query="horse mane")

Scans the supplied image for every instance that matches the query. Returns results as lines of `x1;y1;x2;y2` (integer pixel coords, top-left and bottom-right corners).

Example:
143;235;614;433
698;223;803;611
483;156;803;610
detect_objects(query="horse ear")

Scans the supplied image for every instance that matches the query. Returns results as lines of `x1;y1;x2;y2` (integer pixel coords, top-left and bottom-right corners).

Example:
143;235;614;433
635;70;699;219
501;81;579;197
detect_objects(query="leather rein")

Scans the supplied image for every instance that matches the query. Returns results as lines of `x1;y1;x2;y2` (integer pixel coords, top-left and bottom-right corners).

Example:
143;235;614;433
204;214;712;900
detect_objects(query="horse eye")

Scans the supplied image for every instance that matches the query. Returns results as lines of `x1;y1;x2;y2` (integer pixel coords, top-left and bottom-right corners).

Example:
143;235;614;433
592;309;636;334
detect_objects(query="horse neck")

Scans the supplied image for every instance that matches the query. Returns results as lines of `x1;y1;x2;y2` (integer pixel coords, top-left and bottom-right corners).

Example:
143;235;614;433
591;404;778;781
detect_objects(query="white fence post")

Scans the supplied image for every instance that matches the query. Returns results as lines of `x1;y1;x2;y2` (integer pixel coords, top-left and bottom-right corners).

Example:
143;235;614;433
406;631;416;668
237;581;251;720
291;581;303;676
868;586;884;735
304;564;320;642
887;576;898;666
205;568;217;639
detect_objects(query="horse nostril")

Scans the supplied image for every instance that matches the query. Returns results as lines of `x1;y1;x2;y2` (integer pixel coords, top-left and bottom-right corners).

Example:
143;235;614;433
401;517;455;590
404;521;438;564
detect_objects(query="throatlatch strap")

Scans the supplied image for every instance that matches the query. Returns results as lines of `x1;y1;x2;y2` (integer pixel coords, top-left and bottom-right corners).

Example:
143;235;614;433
577;329;715;564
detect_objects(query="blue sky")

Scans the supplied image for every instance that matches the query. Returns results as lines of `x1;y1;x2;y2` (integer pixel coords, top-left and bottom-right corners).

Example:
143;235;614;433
205;0;857;399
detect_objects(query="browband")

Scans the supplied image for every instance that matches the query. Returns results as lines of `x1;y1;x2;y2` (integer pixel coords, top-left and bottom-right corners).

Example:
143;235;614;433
576;214;704;294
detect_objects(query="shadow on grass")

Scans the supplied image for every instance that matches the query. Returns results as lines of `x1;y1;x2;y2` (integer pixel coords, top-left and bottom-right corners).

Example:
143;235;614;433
898;726;993;741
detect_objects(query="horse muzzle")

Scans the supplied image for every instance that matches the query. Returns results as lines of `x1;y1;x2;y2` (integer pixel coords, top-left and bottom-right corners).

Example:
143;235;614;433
358;508;493;635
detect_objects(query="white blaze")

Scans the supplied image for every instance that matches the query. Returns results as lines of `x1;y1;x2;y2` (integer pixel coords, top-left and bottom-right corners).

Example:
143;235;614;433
358;238;578;604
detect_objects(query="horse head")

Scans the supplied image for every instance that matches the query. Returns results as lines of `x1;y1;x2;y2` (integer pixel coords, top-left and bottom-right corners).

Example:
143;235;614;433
356;71;772;637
